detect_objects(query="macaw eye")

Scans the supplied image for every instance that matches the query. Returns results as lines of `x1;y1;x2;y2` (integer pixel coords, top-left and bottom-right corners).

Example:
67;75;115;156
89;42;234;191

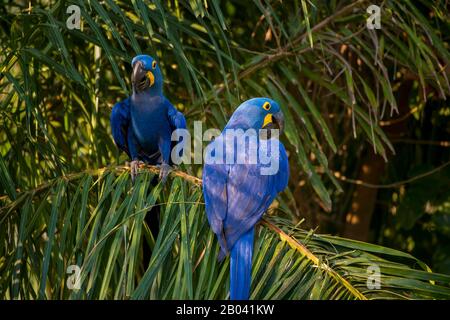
262;102;271;111
152;61;157;69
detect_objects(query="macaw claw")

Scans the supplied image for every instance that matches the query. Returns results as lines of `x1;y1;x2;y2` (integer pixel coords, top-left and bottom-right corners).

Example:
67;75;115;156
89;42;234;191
158;163;172;184
130;160;144;183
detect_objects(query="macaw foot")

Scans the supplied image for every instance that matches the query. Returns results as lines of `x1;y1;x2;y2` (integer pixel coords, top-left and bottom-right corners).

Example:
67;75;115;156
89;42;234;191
158;163;172;184
130;160;144;183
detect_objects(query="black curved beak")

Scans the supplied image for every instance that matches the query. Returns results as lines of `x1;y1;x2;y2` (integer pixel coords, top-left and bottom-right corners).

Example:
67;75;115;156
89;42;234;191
272;111;285;133
261;110;285;139
131;60;149;92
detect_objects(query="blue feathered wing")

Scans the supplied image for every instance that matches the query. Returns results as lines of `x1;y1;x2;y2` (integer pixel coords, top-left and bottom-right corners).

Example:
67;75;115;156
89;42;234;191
110;97;187;163
165;98;187;162
203;138;289;299
110;98;131;158
203;138;289;258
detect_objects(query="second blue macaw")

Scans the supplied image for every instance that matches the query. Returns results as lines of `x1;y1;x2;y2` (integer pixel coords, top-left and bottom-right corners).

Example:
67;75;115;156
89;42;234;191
110;54;186;182
203;98;290;300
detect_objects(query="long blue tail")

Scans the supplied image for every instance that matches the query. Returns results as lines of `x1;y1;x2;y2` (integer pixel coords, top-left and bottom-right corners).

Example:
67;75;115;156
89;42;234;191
230;227;255;300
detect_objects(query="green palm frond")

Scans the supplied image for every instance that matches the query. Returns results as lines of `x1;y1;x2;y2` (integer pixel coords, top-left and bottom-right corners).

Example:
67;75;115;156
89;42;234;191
1;167;449;300
1;0;449;300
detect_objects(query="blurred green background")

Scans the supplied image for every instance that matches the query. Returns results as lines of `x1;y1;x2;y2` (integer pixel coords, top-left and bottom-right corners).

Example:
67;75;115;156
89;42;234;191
0;0;449;299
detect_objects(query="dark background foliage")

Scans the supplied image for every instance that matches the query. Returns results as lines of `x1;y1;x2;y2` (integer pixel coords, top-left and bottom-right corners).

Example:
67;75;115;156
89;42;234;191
0;0;449;299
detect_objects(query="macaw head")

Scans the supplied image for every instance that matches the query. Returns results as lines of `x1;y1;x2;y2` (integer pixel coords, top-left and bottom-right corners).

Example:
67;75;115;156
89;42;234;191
131;54;163;94
225;97;285;135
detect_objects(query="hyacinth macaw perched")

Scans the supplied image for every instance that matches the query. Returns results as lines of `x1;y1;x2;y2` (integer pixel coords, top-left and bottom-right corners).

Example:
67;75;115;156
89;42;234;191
203;98;289;300
110;54;186;182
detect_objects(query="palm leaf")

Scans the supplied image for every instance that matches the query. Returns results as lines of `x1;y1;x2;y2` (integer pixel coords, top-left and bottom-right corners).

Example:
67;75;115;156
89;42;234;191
1;166;449;300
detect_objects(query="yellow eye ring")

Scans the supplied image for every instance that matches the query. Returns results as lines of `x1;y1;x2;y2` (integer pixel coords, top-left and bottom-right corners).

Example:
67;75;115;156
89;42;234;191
262;101;271;111
152;61;157;69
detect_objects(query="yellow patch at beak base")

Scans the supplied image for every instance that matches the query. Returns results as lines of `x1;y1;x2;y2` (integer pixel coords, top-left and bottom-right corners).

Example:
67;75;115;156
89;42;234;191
263;113;272;128
146;71;155;87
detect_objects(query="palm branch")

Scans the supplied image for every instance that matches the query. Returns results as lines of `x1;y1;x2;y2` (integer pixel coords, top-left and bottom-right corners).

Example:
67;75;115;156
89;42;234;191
1;0;449;300
1;166;449;299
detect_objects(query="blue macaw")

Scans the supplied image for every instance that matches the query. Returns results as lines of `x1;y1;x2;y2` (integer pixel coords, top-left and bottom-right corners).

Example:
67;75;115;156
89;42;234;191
110;54;186;182
202;98;290;300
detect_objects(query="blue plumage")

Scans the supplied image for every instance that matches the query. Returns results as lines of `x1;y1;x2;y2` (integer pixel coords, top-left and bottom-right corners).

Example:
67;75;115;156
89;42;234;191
203;98;290;300
230;228;254;299
110;55;186;181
